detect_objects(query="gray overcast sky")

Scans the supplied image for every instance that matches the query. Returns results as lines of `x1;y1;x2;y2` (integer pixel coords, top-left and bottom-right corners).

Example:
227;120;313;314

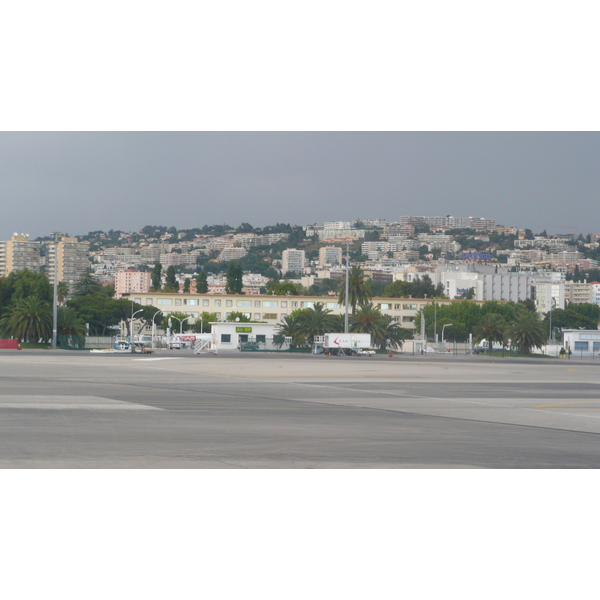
1;132;599;240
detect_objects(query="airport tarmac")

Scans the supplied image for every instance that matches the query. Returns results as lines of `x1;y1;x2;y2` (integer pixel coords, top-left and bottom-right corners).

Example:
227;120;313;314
1;350;600;468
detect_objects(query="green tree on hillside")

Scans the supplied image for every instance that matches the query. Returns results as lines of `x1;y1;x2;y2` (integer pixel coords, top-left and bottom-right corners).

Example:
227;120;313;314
150;263;162;292
163;266;179;293
195;271;208;293
226;262;244;294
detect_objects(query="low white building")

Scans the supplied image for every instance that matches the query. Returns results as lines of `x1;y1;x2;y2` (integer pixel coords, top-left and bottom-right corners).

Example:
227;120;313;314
210;322;281;350
563;330;600;357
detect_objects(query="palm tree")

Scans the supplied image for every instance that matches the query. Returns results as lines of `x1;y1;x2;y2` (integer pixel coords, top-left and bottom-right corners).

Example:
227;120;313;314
57;281;70;306
0;296;52;343
297;303;339;345
275;312;307;348
474;313;506;355
504;311;546;355
350;305;409;350
57;306;86;347
338;265;372;314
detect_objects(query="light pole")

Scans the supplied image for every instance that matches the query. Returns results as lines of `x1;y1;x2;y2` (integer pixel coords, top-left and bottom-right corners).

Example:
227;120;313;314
151;310;163;349
434;300;437;345
51;232;59;349
549;296;556;343
344;241;350;334
441;323;452;344
169;315;190;335
130;308;143;352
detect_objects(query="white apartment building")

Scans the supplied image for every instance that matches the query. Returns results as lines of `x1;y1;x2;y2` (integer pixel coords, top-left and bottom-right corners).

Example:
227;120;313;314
0;233;41;277
218;247;248;261
46;236;90;285
324;221;354;229
160;252;197;267
564;282;593;304
114;270;151;298
433;267;561;303
282;249;306;275
319;246;342;266
533;282;566;314
591;282;600;305
317;229;366;241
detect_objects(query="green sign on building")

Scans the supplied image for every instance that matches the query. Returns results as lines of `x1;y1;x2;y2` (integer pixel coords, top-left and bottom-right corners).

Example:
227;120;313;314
236;327;253;333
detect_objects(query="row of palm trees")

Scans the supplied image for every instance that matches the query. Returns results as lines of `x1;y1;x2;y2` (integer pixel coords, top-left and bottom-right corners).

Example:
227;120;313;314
0;296;86;345
275;302;410;350
474;310;547;354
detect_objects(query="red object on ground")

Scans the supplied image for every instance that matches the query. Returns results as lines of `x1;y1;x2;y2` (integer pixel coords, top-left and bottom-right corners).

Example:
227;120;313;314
388;350;393;358
0;339;19;349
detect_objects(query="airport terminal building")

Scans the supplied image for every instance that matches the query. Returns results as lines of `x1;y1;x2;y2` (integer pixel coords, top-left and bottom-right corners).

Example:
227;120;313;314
121;291;487;335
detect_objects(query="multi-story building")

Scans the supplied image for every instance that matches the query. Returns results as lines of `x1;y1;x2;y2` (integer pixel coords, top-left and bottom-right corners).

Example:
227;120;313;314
564;282;593;305
218;247;248;261
324;221;354;229
114;270;151;298
590;282;600;305
319;246;342;266
46;236;90;286
160;252;197;267
120;291;487;335
532;282;566;314
0;233;41;277
282;249;306;275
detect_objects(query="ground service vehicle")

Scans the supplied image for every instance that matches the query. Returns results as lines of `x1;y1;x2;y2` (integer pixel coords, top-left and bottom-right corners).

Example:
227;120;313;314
319;333;373;356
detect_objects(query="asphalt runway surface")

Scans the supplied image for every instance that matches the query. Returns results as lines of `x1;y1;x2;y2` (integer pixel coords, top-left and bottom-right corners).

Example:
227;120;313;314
1;349;600;468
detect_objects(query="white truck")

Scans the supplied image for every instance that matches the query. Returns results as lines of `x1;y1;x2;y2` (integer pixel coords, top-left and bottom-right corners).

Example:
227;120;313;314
318;333;375;356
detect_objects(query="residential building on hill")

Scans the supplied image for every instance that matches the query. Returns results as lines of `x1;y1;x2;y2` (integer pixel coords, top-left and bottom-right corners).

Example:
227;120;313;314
0;233;41;277
114;270;151;298
46;236;89;285
282;249;306;275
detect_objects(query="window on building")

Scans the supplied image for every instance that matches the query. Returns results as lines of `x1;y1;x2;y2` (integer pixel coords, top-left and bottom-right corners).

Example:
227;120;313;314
291;302;298;308
281;301;287;308
263;313;277;320
254;301;261;307
215;312;221;318
221;334;231;343
326;303;339;309
146;299;153;305
394;304;400;310
256;335;266;344
403;304;417;310
379;304;390;310
574;341;588;350
214;300;221;307
237;300;252;307
157;299;173;305
263;301;278;307
254;313;261;320
203;299;209;306
185;299;199;306
593;342;600;351
226;300;233;307
175;299;182;305
402;316;415;323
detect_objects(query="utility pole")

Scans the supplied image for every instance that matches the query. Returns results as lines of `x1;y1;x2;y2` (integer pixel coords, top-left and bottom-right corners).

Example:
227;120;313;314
344;242;350;334
51;232;59;349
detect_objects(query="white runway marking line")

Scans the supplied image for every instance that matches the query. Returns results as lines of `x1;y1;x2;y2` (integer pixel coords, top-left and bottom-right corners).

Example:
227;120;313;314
0;395;163;410
132;357;183;361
